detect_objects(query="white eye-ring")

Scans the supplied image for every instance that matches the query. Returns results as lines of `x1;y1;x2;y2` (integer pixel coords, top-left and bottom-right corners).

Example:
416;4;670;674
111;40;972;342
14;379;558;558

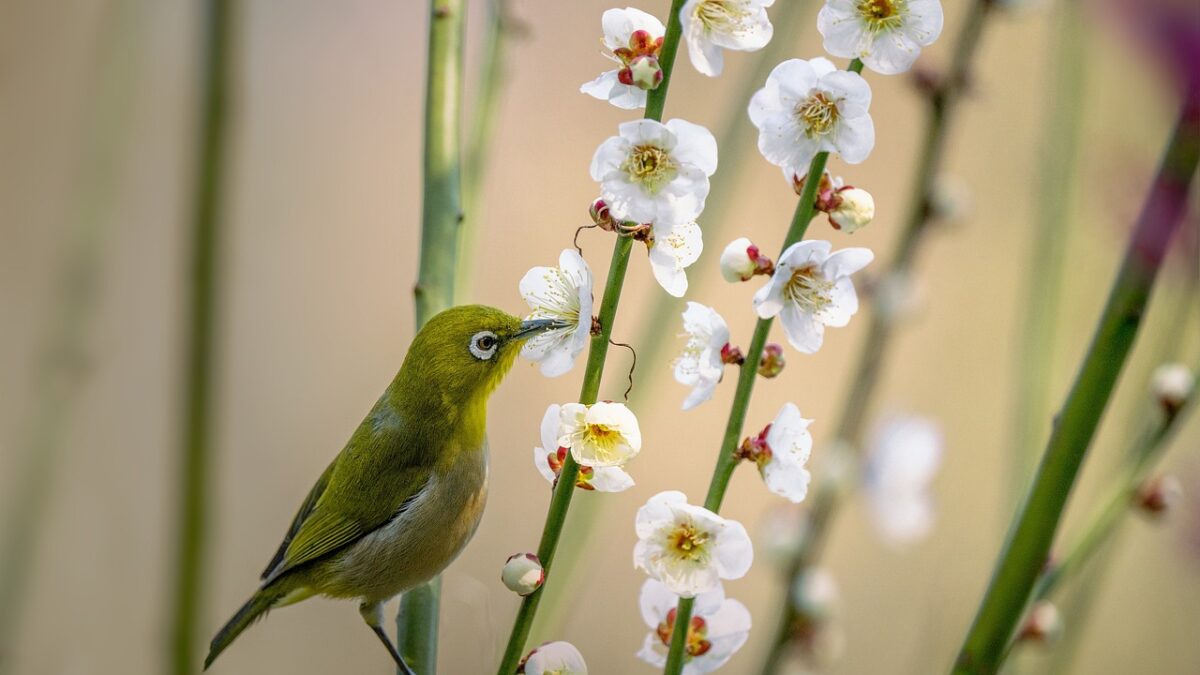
469;330;499;361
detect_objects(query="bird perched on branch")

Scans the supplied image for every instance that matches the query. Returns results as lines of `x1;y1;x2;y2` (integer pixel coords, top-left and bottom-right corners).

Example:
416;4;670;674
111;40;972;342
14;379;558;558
205;305;560;673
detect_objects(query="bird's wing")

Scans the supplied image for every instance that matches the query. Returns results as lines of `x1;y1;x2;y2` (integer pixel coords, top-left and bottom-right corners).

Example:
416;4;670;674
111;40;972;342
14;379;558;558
260;450;431;586
261;459;336;580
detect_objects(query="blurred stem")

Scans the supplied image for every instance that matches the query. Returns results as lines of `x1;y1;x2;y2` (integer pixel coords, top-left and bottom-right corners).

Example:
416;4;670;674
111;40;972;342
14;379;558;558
1028;366;1196;615
529;0;817;640
494;3;687;672
397;1;465;673
664;144;834;674
762;3;994;672
1010;0;1086;506
170;1;233;674
0;2;140;669
455;0;511;302
951;100;1199;675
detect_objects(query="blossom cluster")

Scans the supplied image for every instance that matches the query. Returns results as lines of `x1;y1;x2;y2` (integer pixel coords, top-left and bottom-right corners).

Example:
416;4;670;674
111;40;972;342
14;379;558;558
505;0;947;671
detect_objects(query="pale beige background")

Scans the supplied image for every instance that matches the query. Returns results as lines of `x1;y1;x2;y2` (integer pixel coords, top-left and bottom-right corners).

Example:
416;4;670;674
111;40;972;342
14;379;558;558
2;1;1198;674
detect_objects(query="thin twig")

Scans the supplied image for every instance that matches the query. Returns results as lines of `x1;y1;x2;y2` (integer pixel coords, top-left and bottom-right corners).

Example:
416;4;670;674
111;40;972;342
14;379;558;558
608;338;637;400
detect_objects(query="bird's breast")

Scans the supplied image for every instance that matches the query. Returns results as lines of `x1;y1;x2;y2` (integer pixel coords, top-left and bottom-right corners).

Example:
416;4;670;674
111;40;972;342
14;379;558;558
321;441;489;603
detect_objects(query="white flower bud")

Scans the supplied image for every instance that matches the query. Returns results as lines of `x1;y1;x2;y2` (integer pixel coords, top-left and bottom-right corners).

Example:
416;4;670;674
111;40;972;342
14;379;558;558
1018;600;1063;645
1151;363;1193;412
829;188;875;233
501;553;544;596
720;237;759;282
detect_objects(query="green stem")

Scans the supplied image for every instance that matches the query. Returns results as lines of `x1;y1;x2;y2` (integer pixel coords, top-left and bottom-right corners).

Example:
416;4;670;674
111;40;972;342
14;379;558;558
0;3;142;669
170;2;233;673
494;4;688;671
1030;383;1195;608
528;0;820;640
663;142;833;674
1010;0;1086;506
951;101;1199;675
761;4;994;670
455;0;511;302
397;1;465;672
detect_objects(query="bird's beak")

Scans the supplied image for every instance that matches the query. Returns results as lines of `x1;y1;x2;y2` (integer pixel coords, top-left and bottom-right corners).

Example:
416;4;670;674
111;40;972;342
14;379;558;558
511;318;564;341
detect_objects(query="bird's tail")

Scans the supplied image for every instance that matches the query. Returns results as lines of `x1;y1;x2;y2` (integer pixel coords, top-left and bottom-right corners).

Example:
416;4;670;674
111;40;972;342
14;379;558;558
204;585;286;670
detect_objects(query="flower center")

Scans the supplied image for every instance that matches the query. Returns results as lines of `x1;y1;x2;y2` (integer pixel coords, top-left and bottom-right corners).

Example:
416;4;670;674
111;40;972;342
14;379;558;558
656;609;713;658
665;522;710;562
582;423;624;463
623;144;677;193
694;0;750;34
856;0;906;32
795;92;841;138
783;263;835;314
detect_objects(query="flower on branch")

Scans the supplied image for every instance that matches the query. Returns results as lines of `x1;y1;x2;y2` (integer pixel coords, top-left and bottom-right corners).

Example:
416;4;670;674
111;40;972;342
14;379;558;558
520;641;589;674
647;220;704;297
534;404;634;492
681;0;776;77
753;240;873;354
817;0;945;75
674;302;733;410
581;7;667;109
519;249;594;377
863;414;943;545
749;57;875;184
633;491;754;597
636;579;752;674
591;119;718;227
558;401;643;468
739;402;814;503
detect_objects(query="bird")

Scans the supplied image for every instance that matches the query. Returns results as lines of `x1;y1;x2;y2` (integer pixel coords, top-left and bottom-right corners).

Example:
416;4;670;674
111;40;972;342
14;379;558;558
204;305;561;673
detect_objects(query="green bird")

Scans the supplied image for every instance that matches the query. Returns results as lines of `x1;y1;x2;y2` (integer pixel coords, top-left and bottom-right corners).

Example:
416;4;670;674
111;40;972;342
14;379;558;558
205;305;560;673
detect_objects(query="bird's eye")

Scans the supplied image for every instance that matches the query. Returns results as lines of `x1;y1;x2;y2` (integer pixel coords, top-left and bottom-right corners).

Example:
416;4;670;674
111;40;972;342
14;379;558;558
469;331;499;361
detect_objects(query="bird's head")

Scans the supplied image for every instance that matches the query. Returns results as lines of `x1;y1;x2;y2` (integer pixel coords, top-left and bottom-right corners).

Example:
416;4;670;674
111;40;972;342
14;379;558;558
399;305;563;411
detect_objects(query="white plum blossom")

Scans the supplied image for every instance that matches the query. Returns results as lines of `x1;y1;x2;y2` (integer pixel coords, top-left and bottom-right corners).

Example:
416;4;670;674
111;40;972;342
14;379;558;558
863;414;943;545
523;641;588;675
673;302;731;410
634;491;754;597
581;7;667;109
749;57;875;182
533;404;634;492
591;119;718;226
636;579;752;674
750;403;814;503
558;401;643;468
817;0;945;75
519;249;593;377
753;240;873;354
681;0;775;77
647;220;704;297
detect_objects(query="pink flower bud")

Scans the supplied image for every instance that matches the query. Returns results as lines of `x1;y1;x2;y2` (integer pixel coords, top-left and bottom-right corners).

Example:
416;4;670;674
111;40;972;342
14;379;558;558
758;343;786;378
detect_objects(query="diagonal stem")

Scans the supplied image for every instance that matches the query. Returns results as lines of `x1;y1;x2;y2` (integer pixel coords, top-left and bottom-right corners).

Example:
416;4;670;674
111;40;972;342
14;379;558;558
760;3;994;670
951;98;1199;675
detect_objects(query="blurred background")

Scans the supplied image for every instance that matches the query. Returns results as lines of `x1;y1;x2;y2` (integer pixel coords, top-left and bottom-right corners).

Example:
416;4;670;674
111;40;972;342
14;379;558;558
1;0;1197;673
